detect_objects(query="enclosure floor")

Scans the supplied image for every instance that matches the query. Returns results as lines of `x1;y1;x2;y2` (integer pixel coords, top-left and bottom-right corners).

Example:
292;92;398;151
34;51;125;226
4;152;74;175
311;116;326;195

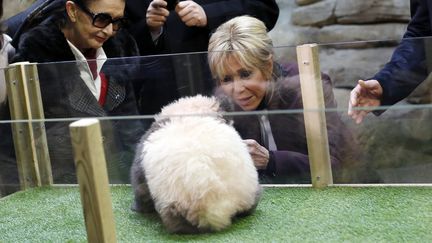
1;186;431;242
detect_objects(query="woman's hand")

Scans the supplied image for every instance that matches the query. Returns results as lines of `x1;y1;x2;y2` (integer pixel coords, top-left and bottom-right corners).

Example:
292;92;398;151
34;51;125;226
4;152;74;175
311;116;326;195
244;139;269;170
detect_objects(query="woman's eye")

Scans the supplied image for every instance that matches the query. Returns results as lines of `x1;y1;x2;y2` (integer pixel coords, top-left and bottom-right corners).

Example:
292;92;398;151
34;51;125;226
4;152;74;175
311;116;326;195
221;76;233;83
239;70;252;79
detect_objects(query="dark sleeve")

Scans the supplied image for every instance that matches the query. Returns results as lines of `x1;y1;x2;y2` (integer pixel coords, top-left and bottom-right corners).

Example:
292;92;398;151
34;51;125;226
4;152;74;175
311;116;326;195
267;147;342;178
266;67;342;177
109;80;146;177
373;0;431;106
264;150;310;176
108;73;145;151
200;0;279;31
104;31;146;152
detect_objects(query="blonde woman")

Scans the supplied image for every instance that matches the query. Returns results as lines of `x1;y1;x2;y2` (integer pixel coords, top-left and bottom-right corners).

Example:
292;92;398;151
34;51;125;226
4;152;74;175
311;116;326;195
208;16;355;183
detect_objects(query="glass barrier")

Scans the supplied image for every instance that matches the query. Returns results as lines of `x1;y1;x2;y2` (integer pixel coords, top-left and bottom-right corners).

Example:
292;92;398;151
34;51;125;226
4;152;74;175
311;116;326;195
1;38;432;197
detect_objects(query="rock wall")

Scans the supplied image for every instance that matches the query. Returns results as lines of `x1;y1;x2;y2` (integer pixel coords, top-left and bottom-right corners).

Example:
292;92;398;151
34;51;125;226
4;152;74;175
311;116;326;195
269;0;409;89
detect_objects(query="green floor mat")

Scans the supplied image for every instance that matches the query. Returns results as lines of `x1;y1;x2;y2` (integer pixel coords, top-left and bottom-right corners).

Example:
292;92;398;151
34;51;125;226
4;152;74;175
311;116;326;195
1;186;431;242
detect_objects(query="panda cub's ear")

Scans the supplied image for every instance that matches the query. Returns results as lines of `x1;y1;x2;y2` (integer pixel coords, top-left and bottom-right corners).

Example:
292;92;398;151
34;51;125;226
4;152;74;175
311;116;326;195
215;95;235;126
227;119;234;126
216;95;234;113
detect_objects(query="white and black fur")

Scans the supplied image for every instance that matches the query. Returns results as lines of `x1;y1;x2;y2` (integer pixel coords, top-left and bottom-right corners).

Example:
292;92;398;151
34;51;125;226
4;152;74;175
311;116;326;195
130;95;261;233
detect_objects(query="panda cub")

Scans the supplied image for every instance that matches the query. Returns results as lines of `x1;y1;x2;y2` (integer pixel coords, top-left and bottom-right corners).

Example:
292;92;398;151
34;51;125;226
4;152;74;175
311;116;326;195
130;95;261;233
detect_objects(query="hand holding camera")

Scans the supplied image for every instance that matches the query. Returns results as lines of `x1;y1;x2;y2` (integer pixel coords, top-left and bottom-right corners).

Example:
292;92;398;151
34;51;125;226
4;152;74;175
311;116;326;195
146;0;170;32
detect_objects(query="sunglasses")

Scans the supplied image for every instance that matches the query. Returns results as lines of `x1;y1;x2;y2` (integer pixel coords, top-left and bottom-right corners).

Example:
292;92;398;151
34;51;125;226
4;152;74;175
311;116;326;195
72;0;127;31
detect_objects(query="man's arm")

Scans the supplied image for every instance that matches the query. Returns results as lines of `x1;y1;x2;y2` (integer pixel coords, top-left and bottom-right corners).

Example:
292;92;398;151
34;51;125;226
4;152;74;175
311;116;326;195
373;0;432;106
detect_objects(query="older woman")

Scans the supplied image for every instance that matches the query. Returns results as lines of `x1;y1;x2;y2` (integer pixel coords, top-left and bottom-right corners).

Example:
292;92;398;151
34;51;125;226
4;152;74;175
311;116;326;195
11;0;144;183
208;16;357;183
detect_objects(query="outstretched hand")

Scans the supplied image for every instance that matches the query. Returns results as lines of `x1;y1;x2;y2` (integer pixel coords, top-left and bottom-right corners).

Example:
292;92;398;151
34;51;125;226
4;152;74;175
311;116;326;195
175;1;207;27
244;139;269;170
348;79;383;124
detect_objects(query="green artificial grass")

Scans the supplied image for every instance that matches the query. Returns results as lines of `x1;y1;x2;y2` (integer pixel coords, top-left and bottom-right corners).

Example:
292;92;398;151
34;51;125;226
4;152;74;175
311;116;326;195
1;186;431;242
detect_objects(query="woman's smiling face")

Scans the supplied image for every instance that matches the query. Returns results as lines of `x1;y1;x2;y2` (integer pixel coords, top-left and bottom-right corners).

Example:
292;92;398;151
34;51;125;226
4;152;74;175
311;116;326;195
219;56;269;111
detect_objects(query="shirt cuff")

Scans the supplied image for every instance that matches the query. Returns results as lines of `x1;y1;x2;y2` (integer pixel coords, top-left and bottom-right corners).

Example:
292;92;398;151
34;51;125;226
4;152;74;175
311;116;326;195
150;27;163;44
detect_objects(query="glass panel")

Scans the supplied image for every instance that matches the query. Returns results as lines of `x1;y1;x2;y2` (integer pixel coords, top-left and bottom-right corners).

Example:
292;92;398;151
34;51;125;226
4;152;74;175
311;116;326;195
342;105;432;183
318;36;432;184
1;37;432;197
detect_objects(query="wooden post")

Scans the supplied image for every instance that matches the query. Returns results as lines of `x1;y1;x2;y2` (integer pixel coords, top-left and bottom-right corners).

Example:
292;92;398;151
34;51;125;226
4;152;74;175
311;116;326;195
5;63;40;189
296;44;333;188
69;119;117;243
24;64;52;186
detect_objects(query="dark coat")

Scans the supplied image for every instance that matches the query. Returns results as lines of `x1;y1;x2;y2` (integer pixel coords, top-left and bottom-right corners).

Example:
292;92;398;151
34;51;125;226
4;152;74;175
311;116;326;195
11;18;144;183
126;0;279;55
374;0;432;106
219;63;356;183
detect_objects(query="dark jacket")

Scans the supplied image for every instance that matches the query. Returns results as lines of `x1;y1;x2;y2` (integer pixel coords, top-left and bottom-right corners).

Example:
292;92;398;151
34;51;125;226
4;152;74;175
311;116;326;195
11;18;144;183
374;0;432;106
126;0;279;55
219;63;355;183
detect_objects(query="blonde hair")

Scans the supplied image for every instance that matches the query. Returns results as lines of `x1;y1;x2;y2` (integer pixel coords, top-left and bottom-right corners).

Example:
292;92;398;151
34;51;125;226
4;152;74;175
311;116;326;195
208;16;274;82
